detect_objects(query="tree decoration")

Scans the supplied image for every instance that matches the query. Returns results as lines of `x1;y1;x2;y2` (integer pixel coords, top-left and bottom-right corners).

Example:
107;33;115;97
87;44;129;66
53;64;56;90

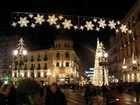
11;12;133;34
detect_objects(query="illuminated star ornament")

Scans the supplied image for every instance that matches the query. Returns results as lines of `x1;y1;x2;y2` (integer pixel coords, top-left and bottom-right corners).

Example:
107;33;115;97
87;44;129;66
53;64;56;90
11;22;17;27
98;19;106;29
62;19;73;29
11;12;133;34
85;21;94;30
34;14;45;25
120;24;128;33
47;15;58;25
18;17;29;27
108;20;116;29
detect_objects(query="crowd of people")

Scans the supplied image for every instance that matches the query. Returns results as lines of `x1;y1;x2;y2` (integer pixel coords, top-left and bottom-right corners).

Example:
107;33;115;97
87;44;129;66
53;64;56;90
0;80;140;105
0;80;67;105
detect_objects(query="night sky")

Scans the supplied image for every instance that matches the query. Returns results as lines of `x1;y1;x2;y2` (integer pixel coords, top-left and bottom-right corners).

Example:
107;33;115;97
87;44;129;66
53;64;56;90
0;0;137;71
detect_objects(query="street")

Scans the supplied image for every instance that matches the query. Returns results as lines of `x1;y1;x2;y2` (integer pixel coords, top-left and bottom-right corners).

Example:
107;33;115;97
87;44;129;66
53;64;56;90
62;89;139;105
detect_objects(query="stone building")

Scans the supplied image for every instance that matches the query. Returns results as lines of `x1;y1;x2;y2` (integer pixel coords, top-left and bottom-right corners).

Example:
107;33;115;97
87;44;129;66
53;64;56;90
12;35;80;84
109;0;140;82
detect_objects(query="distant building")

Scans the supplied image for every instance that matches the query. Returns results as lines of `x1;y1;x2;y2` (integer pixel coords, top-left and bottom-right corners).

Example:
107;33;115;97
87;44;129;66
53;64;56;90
110;0;140;82
0;35;17;74
12;35;80;84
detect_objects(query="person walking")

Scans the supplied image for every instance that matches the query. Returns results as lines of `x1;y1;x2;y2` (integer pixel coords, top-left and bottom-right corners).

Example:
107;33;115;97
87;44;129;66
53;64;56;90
0;84;11;105
45;82;67;105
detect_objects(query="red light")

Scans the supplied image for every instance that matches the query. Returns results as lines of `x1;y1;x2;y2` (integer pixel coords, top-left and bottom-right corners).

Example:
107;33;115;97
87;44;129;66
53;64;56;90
115;98;119;101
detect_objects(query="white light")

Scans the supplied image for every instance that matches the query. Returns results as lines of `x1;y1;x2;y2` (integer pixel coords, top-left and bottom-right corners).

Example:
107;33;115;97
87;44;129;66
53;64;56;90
104;53;108;58
41;72;44;77
22;50;27;55
13;50;18;55
62;19;73;29
18;17;29;27
34;73;37;77
98;52;102;57
122;65;127;69
47;69;52;76
28;72;30;77
132;60;137;64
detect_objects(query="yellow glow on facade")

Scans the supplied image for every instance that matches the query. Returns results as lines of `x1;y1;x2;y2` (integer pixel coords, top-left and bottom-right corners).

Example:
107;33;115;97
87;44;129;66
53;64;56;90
28;72;30;77
131;73;134;82
127;74;130;82
41;72;44;77
34;73;37;78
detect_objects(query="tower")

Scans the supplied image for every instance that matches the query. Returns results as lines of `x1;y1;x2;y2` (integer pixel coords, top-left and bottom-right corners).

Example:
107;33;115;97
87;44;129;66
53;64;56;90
92;38;109;86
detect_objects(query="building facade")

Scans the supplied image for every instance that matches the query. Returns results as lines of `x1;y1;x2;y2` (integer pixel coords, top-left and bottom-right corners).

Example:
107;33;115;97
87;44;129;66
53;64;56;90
0;36;18;75
12;35;80;84
111;0;140;82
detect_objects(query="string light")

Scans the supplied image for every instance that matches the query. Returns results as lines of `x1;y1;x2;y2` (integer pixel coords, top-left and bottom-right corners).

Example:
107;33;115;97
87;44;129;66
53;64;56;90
11;12;132;34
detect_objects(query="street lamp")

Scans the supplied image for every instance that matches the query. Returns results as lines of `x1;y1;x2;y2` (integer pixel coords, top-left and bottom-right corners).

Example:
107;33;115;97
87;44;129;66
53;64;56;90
46;69;52;85
13;37;27;80
98;50;108;86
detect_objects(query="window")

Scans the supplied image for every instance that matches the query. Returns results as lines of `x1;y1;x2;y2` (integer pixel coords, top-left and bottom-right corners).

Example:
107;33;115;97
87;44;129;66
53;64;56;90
37;72;40;78
56;53;60;58
56;62;59;67
37;64;41;70
64;44;67;47
66;62;69;67
44;54;48;61
24;72;27;78
15;72;17;77
65;52;69;58
44;63;47;69
31;64;34;70
24;56;27;62
31;56;34;62
24;64;27;70
37;55;41;61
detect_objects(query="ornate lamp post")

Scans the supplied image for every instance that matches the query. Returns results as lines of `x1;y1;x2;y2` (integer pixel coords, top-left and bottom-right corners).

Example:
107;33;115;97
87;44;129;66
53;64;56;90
13;37;27;80
98;43;108;86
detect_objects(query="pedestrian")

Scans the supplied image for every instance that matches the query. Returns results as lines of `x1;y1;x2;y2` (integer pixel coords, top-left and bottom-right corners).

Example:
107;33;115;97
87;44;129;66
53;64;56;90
45;82;67;105
7;81;17;105
0;84;11;105
84;83;94;105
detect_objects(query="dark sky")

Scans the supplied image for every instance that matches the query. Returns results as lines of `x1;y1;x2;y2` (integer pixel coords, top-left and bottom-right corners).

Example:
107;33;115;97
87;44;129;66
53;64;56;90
0;0;137;70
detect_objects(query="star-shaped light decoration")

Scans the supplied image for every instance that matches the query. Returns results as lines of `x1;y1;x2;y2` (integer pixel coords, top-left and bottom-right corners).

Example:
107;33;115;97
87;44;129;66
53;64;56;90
11;22;17;27
117;21;120;25
85;21;94;30
56;25;60;29
98;19;106;29
120;24;128;33
128;30;132;34
62;19;73;29
18;17;29;27
34;14;45;25
29;14;34;18
74;25;78;30
58;15;63;20
108;20;116;29
31;23;36;28
47;15;58;25
93;18;97;22
96;27;100;31
115;29;119;33
80;25;84;30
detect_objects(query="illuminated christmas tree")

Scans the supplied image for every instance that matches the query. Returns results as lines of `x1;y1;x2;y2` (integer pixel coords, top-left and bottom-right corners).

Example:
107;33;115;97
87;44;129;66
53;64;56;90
92;38;109;86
